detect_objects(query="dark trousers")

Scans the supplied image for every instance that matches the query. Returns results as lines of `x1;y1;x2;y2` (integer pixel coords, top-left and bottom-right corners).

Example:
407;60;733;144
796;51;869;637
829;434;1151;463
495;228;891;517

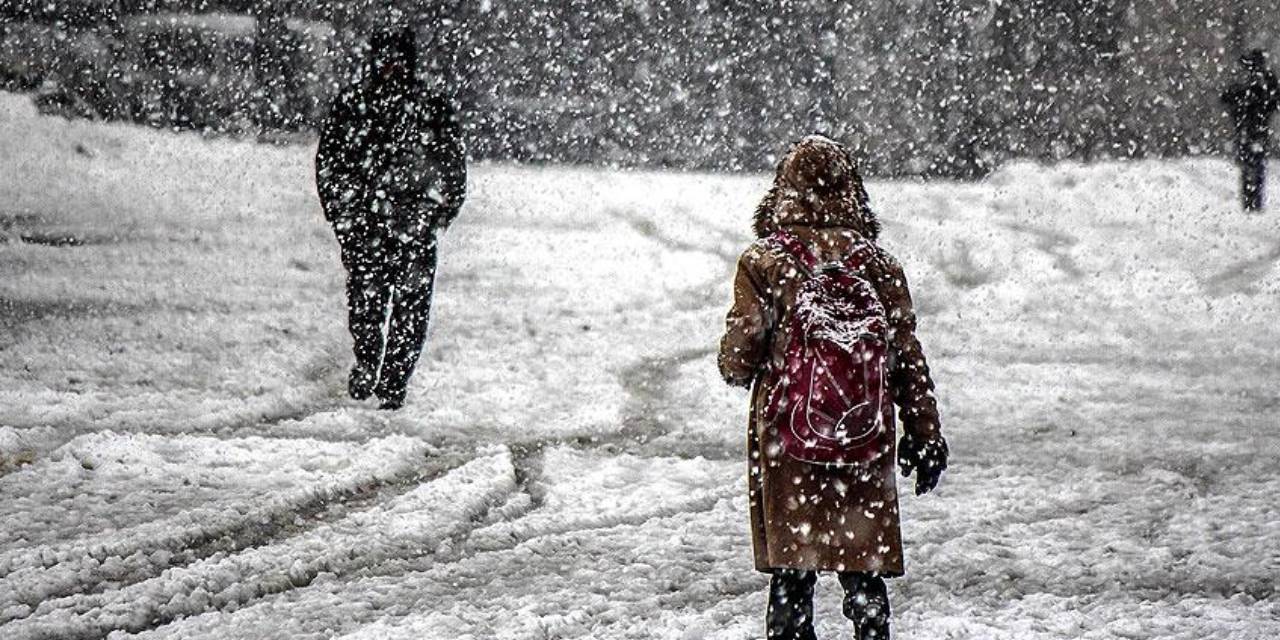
1240;156;1267;211
333;211;442;401
767;570;890;640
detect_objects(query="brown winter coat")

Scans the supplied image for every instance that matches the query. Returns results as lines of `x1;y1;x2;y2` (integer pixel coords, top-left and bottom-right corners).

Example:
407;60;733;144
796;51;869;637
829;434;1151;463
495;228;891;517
718;138;942;575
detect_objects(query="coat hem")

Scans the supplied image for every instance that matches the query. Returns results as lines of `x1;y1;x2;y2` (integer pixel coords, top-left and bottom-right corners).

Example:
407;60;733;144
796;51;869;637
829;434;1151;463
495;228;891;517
753;562;905;578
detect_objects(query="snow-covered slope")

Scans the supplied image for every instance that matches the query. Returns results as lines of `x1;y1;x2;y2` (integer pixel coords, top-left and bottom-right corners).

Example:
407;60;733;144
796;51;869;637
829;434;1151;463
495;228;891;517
1;92;1278;639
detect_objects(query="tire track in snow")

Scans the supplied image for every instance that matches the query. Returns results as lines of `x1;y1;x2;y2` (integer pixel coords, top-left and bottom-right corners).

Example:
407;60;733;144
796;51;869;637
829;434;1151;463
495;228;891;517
606;206;741;264
487;346;735;465
0;367;415;613
1;450;517;640
1203;240;1280;296
328;488;740;625
936;239;997;289
0;296;148;350
996;220;1085;279
619;349;711;434
616;347;737;460
603;207;741;460
460;485;737;560
128;465;742;640
4;399;736;632
0;344;350;480
509;441;550;510
0;437;454;621
5;430;719;639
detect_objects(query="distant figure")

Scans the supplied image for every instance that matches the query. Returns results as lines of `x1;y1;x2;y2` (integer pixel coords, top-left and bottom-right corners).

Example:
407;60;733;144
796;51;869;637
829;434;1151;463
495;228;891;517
718;136;948;640
1222;49;1280;211
316;25;466;410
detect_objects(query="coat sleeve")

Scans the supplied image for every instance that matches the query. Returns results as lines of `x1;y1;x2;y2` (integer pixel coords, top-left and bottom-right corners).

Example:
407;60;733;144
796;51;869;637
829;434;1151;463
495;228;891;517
718;246;772;388
435;104;468;212
314;91;358;217
399;97;467;227
874;250;943;443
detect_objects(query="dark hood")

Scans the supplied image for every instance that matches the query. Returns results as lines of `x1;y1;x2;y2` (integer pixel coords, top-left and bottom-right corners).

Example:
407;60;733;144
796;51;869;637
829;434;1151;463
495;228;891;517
752;135;880;240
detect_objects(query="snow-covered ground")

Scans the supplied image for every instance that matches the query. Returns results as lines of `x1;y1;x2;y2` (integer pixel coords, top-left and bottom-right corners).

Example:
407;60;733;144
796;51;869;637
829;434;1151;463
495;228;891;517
2;92;1278;639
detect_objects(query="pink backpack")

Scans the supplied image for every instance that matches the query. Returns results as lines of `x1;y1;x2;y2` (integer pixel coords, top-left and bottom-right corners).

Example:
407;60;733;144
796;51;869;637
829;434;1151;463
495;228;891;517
764;231;894;466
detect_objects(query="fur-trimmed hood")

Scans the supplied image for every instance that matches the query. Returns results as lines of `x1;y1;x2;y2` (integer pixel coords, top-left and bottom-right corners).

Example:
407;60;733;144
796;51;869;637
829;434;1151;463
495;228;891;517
752;135;880;240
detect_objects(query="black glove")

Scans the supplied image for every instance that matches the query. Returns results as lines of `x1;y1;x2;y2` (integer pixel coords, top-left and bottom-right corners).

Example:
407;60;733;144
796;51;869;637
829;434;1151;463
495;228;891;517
898;434;948;496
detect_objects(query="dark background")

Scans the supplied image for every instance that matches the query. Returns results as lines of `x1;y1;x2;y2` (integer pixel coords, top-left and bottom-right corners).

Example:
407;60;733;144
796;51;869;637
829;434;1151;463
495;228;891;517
3;0;1279;176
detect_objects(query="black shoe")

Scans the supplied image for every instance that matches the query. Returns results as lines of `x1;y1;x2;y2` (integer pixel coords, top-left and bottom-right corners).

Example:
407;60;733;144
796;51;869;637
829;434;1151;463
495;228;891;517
348;365;377;401
378;394;405;411
376;382;407;410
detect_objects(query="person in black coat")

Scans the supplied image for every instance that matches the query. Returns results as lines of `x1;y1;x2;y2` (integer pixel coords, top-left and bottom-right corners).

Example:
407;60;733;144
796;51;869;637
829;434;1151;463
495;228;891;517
1222;49;1280;211
315;25;466;410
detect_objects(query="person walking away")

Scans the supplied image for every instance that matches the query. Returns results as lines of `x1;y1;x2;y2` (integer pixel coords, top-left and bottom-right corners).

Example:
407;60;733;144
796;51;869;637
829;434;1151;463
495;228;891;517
315;25;466;410
718;135;949;640
1222;49;1280;211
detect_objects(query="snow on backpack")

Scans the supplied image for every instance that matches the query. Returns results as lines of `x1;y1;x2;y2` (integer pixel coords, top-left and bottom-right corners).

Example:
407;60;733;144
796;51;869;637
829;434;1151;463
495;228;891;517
764;231;894;466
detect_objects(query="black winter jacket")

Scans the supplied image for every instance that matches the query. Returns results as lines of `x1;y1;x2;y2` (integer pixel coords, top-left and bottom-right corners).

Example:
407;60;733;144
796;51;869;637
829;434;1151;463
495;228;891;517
316;77;466;230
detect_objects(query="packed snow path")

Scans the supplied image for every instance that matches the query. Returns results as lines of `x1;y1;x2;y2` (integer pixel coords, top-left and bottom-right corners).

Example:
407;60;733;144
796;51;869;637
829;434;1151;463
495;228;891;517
2;94;1279;639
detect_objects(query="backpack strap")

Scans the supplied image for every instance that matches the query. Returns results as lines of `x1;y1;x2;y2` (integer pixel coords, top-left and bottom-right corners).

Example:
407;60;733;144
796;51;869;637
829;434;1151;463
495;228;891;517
769;231;819;273
771;230;877;274
841;240;878;272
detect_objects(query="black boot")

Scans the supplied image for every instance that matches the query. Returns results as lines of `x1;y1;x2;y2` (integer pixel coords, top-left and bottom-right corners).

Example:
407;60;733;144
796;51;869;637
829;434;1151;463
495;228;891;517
348;364;377;400
766;569;817;640
376;386;407;411
838;572;891;640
